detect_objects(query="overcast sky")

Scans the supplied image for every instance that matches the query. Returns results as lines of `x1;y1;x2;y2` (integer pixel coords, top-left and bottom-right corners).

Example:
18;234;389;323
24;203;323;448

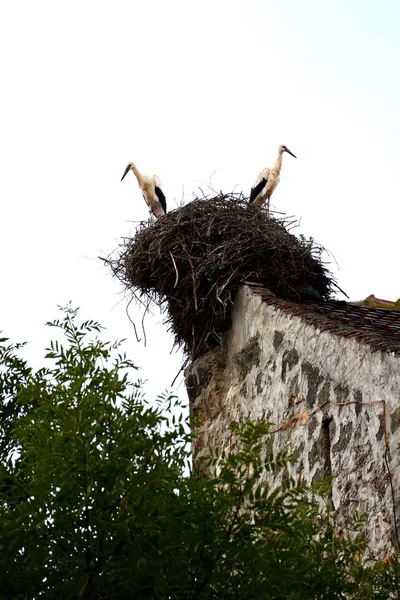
1;0;399;399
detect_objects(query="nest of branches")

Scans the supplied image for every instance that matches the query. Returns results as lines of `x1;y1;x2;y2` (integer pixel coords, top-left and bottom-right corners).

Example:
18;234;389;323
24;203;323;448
108;194;338;360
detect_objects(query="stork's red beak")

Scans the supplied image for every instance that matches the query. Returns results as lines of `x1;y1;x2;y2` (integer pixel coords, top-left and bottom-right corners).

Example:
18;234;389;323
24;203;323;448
285;148;297;158
121;165;131;181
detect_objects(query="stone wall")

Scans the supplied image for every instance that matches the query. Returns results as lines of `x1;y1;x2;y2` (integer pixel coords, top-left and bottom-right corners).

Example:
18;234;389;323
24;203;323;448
186;286;400;555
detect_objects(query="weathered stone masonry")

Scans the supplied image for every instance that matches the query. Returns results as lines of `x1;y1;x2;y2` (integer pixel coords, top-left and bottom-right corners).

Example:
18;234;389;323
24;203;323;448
186;286;400;555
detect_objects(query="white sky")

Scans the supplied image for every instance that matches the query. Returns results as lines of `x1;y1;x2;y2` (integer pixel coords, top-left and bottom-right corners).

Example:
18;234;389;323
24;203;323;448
1;0;400;399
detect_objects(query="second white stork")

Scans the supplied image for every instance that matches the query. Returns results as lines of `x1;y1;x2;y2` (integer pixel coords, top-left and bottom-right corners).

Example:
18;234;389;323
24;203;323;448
121;162;167;218
249;145;296;212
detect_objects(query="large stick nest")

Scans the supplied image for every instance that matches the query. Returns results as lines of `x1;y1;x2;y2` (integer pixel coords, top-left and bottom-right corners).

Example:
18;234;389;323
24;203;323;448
108;194;339;360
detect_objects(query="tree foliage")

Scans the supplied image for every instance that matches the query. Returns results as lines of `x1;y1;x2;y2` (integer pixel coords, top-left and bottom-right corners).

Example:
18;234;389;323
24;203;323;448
0;306;398;599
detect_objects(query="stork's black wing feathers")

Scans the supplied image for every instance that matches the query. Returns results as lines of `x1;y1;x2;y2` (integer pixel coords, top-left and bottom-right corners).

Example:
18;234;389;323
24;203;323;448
155;186;167;213
249;177;267;204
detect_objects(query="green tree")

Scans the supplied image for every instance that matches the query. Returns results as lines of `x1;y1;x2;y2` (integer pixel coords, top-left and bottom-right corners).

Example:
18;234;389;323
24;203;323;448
0;306;398;599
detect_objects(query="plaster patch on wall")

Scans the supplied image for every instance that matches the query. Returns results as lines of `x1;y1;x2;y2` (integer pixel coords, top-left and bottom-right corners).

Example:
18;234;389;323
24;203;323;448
332;422;353;453
233;335;261;379
255;372;263;395
390;406;400;434
354;389;363;416
302;360;324;407
273;330;284;350
281;348;300;381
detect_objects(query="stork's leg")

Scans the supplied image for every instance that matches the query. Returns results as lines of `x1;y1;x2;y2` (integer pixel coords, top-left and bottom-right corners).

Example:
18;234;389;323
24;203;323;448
148;210;154;225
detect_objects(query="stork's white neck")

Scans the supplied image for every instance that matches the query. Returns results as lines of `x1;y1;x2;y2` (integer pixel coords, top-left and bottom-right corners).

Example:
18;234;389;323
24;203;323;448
130;163;144;185
130;163;140;177
271;150;283;174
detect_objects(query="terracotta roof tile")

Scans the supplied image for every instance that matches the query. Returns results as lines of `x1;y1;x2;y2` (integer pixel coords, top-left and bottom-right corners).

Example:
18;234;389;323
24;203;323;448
247;285;400;356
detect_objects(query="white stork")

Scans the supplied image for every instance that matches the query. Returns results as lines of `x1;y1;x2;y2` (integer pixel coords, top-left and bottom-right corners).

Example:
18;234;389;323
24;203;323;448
121;162;167;219
249;145;296;212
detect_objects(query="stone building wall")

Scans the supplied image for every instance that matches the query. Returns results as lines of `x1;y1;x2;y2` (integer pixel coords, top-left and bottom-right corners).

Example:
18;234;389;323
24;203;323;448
186;286;400;555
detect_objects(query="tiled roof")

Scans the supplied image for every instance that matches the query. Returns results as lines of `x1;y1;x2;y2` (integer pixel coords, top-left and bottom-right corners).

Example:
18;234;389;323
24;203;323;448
246;284;400;356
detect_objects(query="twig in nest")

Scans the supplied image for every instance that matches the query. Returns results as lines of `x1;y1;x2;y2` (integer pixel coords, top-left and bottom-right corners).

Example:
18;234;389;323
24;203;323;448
169;251;179;288
140;298;152;347
126;295;142;343
170;356;190;388
186;253;198;312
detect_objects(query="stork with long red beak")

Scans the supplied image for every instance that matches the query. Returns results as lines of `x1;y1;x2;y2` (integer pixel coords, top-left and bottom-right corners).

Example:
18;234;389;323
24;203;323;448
249;145;296;212
121;162;167;219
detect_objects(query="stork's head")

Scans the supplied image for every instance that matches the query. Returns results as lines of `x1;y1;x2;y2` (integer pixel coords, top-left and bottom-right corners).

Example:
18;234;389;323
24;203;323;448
279;145;296;158
121;162;135;181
